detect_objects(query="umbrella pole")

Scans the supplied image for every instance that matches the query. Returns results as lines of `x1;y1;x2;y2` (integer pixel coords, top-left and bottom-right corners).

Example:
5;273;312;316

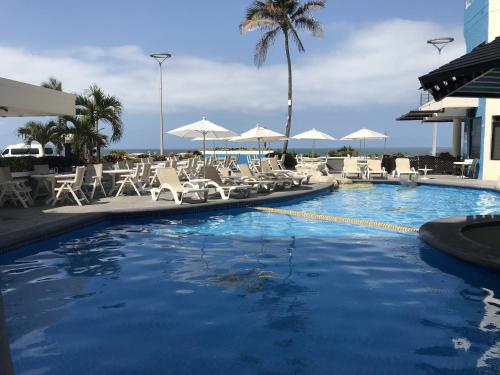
203;133;206;178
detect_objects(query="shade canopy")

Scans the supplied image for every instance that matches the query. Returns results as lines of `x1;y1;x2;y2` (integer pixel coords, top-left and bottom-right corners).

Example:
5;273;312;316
292;128;336;141
419;36;500;101
230;124;286;142
341;128;388;141
167;117;235;139
0;77;76;117
192;135;237;141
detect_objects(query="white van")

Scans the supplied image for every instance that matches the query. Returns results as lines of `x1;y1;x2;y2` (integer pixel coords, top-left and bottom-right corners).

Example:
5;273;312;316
1;143;56;158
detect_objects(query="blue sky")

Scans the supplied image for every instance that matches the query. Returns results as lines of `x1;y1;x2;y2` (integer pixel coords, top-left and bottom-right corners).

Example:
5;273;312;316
1;0;466;152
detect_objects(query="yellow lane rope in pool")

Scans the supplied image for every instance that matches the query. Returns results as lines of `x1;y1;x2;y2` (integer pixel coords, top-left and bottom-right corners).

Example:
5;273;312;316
254;207;419;234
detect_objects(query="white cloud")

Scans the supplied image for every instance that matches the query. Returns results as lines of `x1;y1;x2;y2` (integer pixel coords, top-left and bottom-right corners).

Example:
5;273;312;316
0;19;465;115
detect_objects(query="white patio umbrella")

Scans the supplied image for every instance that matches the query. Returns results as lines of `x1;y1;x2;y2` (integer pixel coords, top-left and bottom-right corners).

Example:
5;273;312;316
167;117;236;176
341;128;388;155
292;128;336;156
230;124;286;158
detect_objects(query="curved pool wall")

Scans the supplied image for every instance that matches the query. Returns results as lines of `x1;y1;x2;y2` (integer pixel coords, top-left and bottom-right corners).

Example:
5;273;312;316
1;184;500;374
0;183;336;252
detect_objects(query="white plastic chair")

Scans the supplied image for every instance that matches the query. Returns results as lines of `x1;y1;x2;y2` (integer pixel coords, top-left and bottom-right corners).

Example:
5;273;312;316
53;166;88;206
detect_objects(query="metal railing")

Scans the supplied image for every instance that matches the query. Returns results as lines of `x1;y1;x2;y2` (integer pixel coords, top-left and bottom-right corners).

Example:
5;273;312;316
420;90;433;106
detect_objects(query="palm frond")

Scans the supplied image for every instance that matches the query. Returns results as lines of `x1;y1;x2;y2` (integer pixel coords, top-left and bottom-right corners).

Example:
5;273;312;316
288;26;305;52
254;28;280;66
293;15;323;37
41;77;62;91
291;0;325;19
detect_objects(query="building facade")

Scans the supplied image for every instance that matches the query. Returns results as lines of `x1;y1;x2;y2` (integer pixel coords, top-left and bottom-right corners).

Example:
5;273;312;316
464;0;500;180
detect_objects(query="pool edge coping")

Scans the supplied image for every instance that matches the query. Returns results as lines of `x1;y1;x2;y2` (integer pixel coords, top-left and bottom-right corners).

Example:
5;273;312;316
0;183;336;253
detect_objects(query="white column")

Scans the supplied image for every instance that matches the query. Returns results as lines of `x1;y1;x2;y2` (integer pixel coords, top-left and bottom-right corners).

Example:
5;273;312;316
451;118;462;157
432;123;438;156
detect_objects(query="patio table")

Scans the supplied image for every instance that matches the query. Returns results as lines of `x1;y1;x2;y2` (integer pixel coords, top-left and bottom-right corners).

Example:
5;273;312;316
453;161;472;179
103;169;131;194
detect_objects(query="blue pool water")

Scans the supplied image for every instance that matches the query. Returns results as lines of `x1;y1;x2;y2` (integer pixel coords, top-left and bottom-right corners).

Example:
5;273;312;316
1;184;499;374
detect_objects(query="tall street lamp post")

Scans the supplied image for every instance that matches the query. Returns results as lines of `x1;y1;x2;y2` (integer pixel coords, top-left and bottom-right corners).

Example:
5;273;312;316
150;52;172;156
427;37;454;156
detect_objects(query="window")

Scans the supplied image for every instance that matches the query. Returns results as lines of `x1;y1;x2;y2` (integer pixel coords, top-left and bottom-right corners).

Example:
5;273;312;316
2;149;8;155
44;148;54;155
11;148;30;155
492;116;500;160
470;117;482;159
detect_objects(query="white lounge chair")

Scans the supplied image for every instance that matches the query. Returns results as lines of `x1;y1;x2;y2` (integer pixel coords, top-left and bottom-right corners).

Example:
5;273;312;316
151;168;208;204
0;167;33;208
261;160;302;186
53;166;88;206
201;166;252;200
366;159;387;179
268;157;311;184
341;158;362;178
393;158;418;179
222;165;276;192
115;165;142;196
139;163;152;189
83;164;107;200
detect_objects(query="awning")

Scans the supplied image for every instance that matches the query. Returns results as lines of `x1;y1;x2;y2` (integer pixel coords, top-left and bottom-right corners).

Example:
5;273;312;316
419;37;500;101
0;77;76;117
397;109;445;122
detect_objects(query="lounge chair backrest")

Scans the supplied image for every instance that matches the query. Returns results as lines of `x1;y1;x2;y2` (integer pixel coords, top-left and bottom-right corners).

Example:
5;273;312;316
367;159;382;171
238;164;253;178
268;158;283;171
141;163;152;179
202;166;224;185
85;164;97;181
73;166;86;189
34;164;50;174
93;163;103;178
260;160;272;173
156;168;184;191
327;158;344;172
219;167;233;177
344;158;358;171
395;158;411;171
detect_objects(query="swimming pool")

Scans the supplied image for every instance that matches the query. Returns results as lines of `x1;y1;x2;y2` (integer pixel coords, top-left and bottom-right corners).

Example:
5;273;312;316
1;184;499;374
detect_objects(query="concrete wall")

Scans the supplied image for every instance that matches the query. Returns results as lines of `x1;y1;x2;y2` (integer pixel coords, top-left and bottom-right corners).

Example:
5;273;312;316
488;0;500;42
482;100;500;180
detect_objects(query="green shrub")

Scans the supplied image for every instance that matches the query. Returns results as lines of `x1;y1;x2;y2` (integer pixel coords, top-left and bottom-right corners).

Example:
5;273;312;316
0;156;84;172
328;146;358;157
102;150;128;163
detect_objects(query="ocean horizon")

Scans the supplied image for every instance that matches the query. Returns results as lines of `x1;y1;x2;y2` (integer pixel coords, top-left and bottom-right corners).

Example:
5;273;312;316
111;146;452;157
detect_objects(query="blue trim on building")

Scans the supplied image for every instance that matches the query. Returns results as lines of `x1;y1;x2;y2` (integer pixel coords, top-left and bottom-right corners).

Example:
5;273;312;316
464;0;490;178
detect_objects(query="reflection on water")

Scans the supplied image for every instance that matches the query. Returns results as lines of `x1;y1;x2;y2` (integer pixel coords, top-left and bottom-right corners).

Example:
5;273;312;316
0;215;499;374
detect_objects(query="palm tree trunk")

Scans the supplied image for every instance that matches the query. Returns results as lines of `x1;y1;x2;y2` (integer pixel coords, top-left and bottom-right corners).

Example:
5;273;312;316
95;119;101;162
282;31;293;154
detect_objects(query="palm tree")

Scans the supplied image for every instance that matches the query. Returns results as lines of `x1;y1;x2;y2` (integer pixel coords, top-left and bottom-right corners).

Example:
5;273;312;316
17;121;58;157
41;77;68;155
76;84;123;161
64;116;108;160
241;0;325;153
41;77;63;92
